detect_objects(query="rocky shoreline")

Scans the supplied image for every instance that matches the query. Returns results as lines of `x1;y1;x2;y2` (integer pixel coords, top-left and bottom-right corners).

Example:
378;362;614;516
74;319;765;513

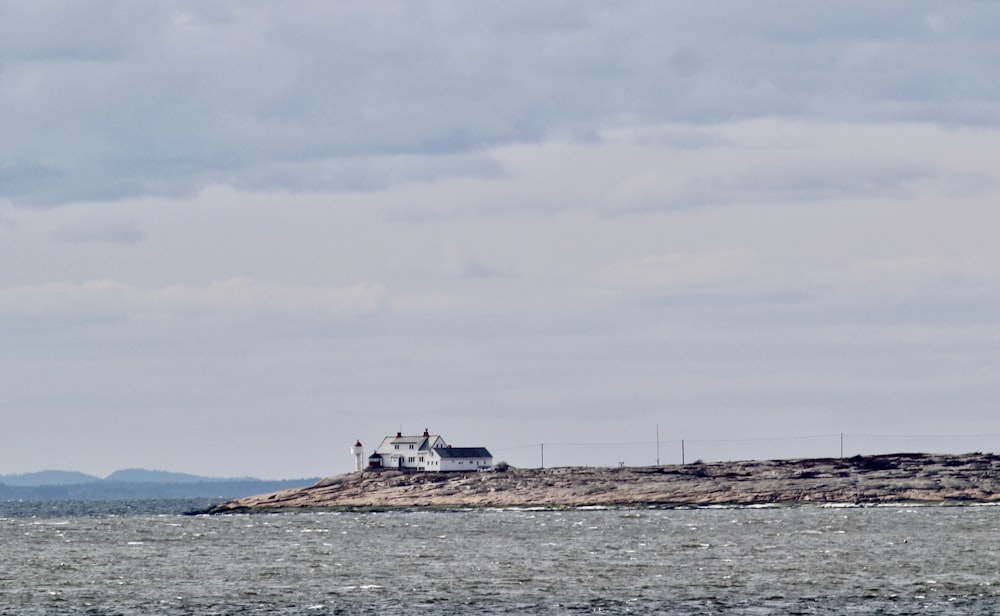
198;452;1000;514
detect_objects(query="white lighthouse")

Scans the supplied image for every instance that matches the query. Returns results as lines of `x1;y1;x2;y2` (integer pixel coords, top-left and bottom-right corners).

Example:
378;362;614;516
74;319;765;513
351;440;365;472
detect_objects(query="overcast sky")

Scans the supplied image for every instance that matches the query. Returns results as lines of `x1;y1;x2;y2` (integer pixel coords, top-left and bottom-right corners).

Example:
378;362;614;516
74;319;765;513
3;2;999;478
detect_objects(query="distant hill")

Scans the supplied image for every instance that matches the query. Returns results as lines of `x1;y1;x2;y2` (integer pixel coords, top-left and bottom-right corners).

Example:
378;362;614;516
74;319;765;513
0;470;101;486
105;469;256;484
0;468;322;501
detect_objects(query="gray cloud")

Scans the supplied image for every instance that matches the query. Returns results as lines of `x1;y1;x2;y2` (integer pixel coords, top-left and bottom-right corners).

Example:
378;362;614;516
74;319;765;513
2;2;999;206
55;221;144;244
677;160;935;209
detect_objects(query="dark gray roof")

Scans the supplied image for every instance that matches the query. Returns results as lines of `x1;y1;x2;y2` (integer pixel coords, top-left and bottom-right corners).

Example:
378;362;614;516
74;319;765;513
381;434;444;451
390;436;426;445
434;447;492;459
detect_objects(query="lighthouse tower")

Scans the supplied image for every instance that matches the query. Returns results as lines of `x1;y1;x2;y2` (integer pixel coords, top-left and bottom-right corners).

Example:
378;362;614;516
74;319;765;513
351;440;365;472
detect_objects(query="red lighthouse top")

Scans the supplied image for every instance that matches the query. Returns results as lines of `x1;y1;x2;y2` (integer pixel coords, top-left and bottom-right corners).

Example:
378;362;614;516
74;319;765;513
354;440;362;447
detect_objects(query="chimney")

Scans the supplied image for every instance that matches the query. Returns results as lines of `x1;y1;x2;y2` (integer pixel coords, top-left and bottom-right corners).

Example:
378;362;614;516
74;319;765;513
423;428;429;437
396;431;402;438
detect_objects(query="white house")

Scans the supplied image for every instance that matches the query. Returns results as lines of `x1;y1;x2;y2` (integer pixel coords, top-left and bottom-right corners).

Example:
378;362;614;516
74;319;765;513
364;429;493;472
429;446;494;472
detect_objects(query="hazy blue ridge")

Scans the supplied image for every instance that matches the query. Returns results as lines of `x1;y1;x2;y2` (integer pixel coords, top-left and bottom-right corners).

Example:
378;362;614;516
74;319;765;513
0;470;102;486
0;471;321;501
104;468;258;483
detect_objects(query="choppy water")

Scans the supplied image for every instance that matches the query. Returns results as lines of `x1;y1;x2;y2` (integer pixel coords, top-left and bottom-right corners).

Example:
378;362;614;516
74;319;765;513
1;500;998;614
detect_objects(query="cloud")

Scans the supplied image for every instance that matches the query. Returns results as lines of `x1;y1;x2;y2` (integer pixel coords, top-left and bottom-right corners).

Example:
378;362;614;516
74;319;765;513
147;277;389;316
665;159;934;210
55;221;144;244
3;2;999;206
595;120;999;215
235;152;507;194
825;257;1000;324
0;161;68;199
596;251;757;290
0;277;389;333
386;241;510;281
842;256;996;287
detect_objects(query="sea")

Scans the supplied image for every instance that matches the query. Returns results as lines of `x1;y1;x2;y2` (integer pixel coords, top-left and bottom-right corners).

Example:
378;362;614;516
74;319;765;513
1;499;998;615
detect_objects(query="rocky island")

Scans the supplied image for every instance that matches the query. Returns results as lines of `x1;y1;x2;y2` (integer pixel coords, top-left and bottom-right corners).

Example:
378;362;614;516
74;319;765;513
199;452;1000;514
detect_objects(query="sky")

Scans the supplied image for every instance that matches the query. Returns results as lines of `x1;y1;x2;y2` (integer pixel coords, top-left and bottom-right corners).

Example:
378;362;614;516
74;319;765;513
2;2;1000;478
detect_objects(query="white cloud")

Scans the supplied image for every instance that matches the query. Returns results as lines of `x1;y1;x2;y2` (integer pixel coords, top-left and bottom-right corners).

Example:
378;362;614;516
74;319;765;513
842;256;997;287
55;221;144;244
0;277;389;326
596;252;757;290
147;278;389;315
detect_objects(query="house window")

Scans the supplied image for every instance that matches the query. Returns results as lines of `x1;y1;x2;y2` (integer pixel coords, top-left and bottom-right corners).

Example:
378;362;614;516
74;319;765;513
408;456;415;462
409;444;414;449
419;456;424;462
394;445;399;450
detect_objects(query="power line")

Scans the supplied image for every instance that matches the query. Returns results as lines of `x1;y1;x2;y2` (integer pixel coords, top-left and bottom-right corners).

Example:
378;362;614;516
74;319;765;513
496;433;1000;452
490;432;1000;466
847;432;1000;440
683;434;839;444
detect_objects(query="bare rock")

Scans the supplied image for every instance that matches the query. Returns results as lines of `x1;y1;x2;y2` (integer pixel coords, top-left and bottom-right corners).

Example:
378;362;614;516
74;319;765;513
197;452;1000;513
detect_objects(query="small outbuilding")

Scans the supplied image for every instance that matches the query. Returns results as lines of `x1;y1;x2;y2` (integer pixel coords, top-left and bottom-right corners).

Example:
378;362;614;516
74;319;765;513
428;446;494;472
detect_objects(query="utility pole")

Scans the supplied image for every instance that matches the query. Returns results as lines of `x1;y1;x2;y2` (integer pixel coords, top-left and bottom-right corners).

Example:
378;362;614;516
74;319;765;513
840;433;844;459
682;439;685;465
541;443;544;469
656;424;660;466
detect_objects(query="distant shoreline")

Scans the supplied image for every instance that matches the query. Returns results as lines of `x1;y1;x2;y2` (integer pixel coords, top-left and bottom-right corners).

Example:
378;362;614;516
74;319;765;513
199;452;1000;514
0;477;321;502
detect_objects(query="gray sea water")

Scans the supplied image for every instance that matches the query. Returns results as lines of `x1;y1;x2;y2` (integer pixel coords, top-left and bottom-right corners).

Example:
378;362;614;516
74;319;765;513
1;500;998;615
